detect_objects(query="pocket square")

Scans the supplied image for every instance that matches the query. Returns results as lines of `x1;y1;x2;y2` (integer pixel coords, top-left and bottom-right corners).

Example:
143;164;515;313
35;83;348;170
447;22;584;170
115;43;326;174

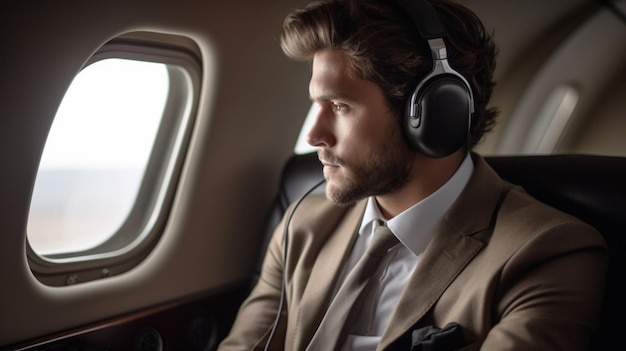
410;322;465;351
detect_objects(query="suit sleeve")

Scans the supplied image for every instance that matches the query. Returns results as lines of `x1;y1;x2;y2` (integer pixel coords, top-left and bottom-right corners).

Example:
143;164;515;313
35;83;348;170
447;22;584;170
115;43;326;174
217;213;290;351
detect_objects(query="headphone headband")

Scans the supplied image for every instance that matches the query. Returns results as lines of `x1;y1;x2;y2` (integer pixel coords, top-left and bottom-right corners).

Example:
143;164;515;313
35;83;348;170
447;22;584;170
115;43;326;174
395;0;445;40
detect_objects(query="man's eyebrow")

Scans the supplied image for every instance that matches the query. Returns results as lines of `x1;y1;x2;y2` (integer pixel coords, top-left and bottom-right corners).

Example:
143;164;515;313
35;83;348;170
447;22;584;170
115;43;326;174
309;93;353;102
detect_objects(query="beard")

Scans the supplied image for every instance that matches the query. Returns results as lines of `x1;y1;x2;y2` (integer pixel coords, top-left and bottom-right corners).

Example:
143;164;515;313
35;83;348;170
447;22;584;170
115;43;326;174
321;126;414;206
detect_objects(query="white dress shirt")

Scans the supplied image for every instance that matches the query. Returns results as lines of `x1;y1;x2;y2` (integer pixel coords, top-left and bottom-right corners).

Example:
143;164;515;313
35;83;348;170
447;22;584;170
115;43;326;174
333;153;474;351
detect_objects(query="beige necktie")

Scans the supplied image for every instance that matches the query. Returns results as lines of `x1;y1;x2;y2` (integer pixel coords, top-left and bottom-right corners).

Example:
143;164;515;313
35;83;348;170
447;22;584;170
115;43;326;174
306;220;399;350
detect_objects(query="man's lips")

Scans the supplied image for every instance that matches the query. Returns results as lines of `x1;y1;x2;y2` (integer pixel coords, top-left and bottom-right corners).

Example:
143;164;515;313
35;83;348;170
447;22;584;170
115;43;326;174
319;156;340;177
318;151;341;167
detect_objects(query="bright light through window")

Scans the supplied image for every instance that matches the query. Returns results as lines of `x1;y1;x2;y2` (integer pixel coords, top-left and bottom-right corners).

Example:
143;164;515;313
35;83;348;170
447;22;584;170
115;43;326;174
295;103;320;154
28;58;169;255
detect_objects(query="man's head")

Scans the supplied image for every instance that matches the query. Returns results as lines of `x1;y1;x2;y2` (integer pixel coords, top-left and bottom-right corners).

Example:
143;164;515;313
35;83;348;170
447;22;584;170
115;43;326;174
281;0;498;149
281;0;498;208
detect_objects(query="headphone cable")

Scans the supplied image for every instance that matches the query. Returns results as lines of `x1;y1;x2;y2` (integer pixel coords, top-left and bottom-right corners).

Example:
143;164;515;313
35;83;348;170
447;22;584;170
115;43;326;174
264;178;326;351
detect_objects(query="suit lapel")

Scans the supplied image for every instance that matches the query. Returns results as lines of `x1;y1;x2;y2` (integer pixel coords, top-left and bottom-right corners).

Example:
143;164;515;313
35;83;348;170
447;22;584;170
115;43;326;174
379;154;508;348
379;222;484;347
293;199;367;350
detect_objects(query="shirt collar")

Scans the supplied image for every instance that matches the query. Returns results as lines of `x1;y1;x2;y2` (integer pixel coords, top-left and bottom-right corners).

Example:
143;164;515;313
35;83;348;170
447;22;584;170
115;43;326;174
360;153;474;256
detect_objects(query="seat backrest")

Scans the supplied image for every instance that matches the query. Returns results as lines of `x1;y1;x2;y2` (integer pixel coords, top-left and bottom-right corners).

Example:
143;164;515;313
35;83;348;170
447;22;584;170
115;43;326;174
262;152;626;350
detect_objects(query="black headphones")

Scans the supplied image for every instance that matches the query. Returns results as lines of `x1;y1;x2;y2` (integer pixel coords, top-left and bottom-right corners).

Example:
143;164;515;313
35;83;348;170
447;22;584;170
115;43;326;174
396;0;475;158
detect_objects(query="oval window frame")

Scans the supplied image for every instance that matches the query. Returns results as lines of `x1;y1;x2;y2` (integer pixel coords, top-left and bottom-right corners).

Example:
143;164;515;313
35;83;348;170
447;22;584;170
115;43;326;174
26;31;203;286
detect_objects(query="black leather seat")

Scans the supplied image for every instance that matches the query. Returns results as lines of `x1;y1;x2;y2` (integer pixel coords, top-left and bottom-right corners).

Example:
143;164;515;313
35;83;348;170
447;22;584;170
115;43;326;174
262;152;626;350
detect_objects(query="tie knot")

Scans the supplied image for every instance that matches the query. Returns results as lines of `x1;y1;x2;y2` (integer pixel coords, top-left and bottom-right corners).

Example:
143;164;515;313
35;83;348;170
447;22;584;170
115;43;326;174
367;221;399;257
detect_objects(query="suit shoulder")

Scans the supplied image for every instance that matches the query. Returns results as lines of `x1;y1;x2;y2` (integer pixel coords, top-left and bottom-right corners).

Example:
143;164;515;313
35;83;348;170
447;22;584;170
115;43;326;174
285;193;365;239
496;184;606;248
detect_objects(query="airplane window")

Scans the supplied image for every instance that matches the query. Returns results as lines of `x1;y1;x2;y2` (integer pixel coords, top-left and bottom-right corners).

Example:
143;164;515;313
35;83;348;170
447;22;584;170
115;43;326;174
26;31;202;286
522;84;579;154
28;58;168;255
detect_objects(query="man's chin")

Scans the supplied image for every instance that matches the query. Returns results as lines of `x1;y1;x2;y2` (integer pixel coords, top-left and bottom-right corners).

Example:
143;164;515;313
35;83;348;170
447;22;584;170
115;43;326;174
324;182;362;207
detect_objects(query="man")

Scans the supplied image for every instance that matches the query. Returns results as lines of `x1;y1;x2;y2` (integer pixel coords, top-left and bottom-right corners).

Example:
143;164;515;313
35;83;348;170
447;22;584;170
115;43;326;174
218;0;608;350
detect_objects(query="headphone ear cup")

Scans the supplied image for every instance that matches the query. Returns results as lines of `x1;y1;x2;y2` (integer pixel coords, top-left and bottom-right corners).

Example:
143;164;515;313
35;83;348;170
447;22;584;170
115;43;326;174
403;75;472;157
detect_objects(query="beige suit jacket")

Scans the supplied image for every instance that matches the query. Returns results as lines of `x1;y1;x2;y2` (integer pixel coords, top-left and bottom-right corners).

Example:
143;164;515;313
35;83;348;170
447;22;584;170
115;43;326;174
219;154;608;350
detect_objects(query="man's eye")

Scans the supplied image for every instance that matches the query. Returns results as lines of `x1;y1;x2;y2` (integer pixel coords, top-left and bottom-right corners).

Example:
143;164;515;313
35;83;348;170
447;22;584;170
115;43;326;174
332;103;347;112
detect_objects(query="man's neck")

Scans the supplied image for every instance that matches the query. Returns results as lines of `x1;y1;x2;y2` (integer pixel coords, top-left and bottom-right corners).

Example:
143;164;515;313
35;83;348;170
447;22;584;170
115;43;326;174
375;151;467;219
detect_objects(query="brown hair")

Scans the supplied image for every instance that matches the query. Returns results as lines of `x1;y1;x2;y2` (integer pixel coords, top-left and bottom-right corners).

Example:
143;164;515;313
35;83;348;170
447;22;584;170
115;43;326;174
281;0;498;148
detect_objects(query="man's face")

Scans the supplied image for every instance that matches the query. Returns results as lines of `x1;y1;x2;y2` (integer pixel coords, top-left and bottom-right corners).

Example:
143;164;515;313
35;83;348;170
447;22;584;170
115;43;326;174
308;49;415;205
